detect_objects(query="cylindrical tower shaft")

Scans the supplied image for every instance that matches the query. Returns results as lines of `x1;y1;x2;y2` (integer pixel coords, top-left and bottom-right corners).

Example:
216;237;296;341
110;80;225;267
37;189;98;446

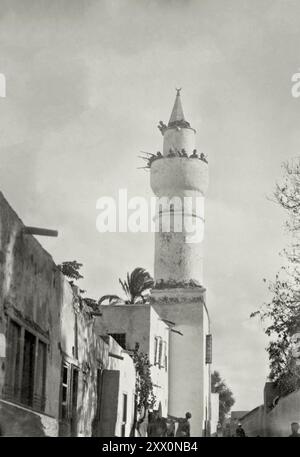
150;90;209;286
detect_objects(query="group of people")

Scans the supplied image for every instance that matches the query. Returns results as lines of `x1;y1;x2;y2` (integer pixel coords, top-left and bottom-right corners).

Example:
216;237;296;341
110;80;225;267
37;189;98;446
141;149;208;169
218;421;300;437
234;421;300;437
145;413;300;437
147;411;192;437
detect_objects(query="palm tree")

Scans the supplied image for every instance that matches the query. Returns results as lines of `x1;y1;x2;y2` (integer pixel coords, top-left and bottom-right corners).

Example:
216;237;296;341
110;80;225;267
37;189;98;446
98;267;154;306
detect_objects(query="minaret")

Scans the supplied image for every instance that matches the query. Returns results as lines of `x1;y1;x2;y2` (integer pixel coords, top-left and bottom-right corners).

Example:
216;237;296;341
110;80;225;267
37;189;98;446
150;90;212;437
152;89;208;286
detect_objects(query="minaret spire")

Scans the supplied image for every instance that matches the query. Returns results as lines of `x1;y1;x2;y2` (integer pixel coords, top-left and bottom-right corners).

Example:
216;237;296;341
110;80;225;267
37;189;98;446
168;88;190;128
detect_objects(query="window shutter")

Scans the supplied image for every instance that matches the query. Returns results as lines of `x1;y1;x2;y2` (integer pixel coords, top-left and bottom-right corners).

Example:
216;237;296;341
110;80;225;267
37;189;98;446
206;334;212;364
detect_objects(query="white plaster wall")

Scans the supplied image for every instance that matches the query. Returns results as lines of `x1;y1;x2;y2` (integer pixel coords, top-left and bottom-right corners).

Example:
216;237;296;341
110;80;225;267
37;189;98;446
60;283;76;356
96;305;169;418
151;288;210;437
211;393;220;435
154;230;204;284
97;304;150;352
151;158;209;198
151;158;208;285
107;338;136;437
163;127;196;156
148;306;169;417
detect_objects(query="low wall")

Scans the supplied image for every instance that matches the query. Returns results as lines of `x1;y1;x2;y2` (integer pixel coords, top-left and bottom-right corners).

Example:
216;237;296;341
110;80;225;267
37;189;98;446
241;389;300;437
0;399;58;436
240;406;264;437
265;389;300;437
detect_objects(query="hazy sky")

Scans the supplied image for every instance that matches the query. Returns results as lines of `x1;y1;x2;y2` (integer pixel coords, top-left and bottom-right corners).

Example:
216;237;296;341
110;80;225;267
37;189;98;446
1;0;300;411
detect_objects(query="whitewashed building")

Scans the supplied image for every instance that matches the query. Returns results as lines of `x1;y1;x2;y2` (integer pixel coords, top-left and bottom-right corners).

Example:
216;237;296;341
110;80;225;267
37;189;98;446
96;304;169;418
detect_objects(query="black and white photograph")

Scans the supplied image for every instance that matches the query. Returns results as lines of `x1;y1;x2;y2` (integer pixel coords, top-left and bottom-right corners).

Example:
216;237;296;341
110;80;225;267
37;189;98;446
1;0;300;442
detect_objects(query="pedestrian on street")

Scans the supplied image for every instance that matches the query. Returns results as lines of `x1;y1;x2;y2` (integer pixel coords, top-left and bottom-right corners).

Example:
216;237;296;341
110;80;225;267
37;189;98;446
289;422;300;437
235;423;246;437
168;412;192;437
166;419;176;437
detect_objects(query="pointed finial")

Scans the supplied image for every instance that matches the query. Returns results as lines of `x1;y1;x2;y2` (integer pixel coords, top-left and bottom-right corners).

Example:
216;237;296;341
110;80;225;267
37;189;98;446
168;88;188;127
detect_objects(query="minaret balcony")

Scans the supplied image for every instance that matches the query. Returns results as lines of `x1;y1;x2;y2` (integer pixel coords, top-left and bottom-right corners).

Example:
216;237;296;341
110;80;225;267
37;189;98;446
150;156;209;198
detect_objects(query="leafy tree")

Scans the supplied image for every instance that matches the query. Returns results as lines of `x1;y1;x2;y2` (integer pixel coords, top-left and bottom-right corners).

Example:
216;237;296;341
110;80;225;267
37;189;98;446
57;260;98;312
132;343;156;413
119;268;154;303
251;160;300;396
99;267;154;305
211;370;235;424
57;260;83;282
129;343;156;436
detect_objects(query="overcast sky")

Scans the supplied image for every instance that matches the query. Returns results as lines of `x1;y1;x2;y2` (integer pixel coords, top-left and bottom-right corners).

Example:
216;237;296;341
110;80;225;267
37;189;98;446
1;0;300;411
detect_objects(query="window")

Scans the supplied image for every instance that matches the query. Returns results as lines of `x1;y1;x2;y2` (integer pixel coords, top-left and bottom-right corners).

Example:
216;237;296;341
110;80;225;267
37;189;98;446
96;368;103;419
163;341;167;371
121;393;128;437
154;336;159;365
35;340;47;405
206;334;212;364
5;318;47;412
61;364;69;421
21;330;35;407
60;361;79;435
70;367;79;436
158;338;163;367
108;333;126;349
92;367;103;437
154;336;165;368
6;320;21;399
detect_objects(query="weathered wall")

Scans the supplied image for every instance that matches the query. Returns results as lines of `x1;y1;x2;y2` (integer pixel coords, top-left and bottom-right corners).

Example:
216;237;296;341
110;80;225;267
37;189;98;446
239;406;264;437
151;158;208;285
0;192;62;435
264;390;300;436
0;399;58;436
0;192;136;437
229;410;250;436
59;283;112;437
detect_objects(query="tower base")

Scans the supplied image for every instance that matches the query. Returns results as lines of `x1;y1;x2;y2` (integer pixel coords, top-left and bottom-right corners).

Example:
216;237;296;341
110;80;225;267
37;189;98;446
150;287;211;437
